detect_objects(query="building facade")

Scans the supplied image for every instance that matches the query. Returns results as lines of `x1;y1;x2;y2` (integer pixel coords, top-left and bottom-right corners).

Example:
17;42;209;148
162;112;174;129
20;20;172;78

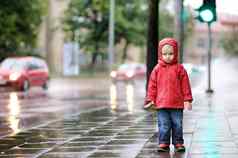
184;13;238;64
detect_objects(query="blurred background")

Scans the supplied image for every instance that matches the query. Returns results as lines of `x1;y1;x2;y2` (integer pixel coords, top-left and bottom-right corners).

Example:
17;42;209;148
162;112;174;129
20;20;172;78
1;2;238;157
0;0;237;77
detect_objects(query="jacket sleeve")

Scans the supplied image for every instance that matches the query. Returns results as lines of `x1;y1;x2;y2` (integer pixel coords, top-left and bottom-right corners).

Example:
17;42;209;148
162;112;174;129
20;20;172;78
180;66;193;102
146;67;158;103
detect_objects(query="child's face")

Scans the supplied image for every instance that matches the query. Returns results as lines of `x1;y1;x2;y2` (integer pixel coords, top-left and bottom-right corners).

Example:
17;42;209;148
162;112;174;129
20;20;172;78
161;44;174;63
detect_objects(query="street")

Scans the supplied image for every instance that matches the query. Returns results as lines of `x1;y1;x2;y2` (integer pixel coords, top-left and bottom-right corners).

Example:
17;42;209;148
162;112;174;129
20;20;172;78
0;78;150;158
0;57;238;157
0;77;111;137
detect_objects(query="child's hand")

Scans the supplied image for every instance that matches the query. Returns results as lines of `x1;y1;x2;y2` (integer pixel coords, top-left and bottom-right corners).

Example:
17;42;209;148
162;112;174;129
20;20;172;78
144;101;154;109
144;101;156;111
184;101;192;111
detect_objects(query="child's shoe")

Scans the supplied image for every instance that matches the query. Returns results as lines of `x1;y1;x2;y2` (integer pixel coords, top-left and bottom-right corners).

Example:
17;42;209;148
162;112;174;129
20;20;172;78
174;144;185;152
157;144;170;152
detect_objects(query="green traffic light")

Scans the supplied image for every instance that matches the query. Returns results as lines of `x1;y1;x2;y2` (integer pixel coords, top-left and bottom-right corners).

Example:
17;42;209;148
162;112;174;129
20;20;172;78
200;9;214;22
195;0;217;23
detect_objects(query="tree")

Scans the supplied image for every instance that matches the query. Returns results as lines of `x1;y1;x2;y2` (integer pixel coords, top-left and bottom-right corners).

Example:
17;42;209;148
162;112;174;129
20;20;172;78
221;29;238;56
64;0;175;69
0;0;47;60
64;0;109;68
115;0;147;62
64;0;148;67
183;7;195;44
159;11;174;40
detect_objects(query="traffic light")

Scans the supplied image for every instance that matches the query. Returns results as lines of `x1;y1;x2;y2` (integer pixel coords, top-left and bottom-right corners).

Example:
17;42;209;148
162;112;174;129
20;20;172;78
195;0;217;24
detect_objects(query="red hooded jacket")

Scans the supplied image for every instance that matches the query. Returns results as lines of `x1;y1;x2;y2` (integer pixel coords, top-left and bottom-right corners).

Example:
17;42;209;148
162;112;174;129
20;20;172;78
146;38;193;109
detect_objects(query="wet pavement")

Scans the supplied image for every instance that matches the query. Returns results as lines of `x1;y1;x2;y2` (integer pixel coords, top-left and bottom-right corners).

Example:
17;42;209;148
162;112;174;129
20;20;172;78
0;57;238;157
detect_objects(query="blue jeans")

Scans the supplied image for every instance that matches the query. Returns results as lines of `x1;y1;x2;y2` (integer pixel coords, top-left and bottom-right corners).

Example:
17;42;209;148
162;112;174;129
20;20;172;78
157;109;184;145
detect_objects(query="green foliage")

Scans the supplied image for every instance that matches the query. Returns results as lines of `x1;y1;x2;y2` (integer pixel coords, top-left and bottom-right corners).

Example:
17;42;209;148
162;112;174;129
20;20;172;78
159;11;174;40
0;50;42;62
0;0;47;55
115;0;147;45
159;0;174;40
64;0;109;54
64;0;176;63
64;0;148;53
184;7;194;43
221;30;238;56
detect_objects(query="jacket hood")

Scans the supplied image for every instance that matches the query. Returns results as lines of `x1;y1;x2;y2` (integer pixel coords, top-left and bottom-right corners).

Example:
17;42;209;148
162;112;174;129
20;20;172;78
158;38;178;65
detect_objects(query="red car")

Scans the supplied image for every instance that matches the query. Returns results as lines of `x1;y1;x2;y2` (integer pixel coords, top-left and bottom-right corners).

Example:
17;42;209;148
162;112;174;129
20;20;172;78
0;56;49;91
110;63;146;82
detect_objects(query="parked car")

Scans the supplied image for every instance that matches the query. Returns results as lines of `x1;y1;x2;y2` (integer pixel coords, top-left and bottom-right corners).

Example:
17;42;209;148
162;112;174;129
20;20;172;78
0;56;49;91
110;63;146;82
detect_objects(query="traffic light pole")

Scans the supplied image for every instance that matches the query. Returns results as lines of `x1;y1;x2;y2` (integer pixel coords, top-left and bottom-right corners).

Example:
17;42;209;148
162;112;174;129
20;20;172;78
206;23;214;93
175;0;184;63
194;0;216;93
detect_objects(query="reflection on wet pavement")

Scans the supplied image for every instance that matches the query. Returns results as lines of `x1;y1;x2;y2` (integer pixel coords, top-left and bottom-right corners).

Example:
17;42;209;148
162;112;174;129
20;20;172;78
0;79;155;158
110;82;136;114
110;84;117;111
0;79;111;138
8;92;21;135
126;84;134;113
0;107;155;158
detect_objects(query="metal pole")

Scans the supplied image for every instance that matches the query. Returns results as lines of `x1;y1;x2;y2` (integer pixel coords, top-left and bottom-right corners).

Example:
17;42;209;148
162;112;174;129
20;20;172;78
108;0;115;71
180;0;184;63
146;0;159;90
206;23;214;93
175;0;184;63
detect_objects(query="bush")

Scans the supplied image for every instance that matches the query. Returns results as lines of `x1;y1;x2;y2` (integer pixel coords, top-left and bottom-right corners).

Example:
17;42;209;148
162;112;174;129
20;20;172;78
220;30;238;56
0;50;42;62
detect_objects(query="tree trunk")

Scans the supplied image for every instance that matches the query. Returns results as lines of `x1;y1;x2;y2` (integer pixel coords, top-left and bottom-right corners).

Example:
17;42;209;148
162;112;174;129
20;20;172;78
91;52;98;67
91;41;99;68
146;0;159;90
122;41;129;62
91;11;100;68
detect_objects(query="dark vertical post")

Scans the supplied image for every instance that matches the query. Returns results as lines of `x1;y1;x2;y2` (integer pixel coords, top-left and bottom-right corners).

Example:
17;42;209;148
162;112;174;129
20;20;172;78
175;0;184;63
180;0;184;63
206;23;214;93
146;0;159;90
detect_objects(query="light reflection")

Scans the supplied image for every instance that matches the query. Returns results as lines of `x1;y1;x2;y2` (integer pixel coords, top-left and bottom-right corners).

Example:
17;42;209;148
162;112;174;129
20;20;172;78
110;83;117;110
201;97;220;158
126;83;134;113
110;82;135;113
201;117;220;157
8;92;21;134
